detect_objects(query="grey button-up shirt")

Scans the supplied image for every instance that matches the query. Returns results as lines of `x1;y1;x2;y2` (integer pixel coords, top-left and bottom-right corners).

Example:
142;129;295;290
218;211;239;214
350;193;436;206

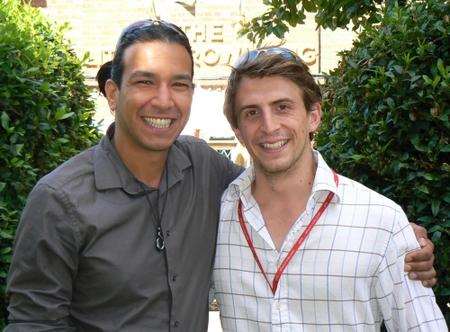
6;128;242;331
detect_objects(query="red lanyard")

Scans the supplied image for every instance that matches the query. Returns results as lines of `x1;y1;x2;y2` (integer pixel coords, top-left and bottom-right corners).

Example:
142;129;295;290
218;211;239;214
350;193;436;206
237;172;339;294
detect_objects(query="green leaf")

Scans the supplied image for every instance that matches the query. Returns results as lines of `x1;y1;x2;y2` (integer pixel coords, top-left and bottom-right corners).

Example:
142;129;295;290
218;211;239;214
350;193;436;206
431;230;441;242
350;154;365;161
1;112;10;129
0;182;5;192
41;81;50;92
429;225;443;233
0;231;13;240
431;200;440;216
436;58;446;77
443;192;450;204
13;144;24;155
441;145;450;153
432;75;441;88
302;0;316;12
421;173;436;181
55;108;75;121
417;185;429;194
0;247;11;255
410;136;427;152
422;75;432;85
347;59;358;69
386;97;395;109
393;65;403;74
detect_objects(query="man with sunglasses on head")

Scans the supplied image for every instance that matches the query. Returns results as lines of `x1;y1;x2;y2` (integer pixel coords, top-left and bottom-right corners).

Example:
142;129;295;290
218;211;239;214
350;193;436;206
5;20;437;331
212;47;446;331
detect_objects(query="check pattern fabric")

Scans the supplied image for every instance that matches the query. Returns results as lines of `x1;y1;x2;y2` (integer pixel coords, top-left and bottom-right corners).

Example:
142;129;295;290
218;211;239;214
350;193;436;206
213;151;446;331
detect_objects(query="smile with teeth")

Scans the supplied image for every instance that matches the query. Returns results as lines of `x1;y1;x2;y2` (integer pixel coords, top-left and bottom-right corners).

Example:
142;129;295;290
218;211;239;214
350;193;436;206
261;140;288;149
142;117;173;129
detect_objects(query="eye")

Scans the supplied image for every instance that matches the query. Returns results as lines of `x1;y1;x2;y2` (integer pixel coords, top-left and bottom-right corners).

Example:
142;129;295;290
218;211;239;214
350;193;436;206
242;108;259;119
277;103;290;112
137;79;154;86
172;81;192;91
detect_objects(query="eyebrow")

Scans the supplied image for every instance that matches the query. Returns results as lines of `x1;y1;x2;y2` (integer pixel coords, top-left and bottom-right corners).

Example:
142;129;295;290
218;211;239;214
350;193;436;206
128;70;192;81
239;98;295;110
271;98;295;105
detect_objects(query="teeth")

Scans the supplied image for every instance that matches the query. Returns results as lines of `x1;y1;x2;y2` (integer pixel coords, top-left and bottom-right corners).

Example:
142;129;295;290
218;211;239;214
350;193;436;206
262;140;287;149
143;117;172;128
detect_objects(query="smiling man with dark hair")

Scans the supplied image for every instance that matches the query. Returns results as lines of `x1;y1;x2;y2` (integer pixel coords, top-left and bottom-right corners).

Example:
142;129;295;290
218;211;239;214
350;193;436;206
5;20;241;331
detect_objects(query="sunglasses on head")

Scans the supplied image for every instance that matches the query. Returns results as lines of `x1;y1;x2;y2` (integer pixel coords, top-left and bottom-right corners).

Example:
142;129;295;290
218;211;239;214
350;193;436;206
120;19;187;40
234;47;303;67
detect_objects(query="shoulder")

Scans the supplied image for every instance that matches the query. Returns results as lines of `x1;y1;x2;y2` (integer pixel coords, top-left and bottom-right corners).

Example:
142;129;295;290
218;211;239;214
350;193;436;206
35;144;97;195
337;174;408;233
175;135;218;157
337;174;419;255
175;135;242;175
220;167;251;213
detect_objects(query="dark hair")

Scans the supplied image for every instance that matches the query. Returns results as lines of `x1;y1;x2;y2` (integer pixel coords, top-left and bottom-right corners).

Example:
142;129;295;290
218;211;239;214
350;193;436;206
224;47;322;129
96;60;112;97
111;19;194;88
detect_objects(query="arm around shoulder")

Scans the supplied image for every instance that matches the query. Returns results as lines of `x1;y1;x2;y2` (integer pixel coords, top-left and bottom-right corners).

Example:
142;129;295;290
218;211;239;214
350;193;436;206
5;183;79;331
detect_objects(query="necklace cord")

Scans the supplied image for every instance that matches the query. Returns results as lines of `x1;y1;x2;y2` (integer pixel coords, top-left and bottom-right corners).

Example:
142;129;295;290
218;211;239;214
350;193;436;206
141;164;169;251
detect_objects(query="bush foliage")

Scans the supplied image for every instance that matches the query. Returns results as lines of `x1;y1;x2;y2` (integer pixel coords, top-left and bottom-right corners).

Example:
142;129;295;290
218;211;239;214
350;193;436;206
0;0;100;327
316;0;449;320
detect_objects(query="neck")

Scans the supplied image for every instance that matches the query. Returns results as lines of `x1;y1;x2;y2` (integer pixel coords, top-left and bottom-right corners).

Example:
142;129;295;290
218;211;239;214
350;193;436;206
113;134;168;188
252;149;317;204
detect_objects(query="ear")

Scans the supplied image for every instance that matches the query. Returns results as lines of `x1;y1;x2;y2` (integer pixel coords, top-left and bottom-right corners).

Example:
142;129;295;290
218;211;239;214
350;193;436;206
105;79;119;114
308;102;322;133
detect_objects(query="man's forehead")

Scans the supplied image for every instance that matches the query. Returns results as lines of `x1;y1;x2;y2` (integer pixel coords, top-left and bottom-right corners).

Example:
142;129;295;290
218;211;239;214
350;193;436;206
236;75;303;100
121;41;193;79
128;70;191;81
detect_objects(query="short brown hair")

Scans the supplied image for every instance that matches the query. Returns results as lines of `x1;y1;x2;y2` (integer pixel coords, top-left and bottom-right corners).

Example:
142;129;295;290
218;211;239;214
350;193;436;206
224;47;322;129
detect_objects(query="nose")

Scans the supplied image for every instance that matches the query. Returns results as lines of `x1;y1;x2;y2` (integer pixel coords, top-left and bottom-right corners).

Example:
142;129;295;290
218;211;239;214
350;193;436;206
151;84;175;110
260;109;280;134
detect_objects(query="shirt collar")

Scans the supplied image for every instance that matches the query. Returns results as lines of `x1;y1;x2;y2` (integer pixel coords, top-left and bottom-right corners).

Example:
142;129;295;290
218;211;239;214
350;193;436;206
312;150;341;203
228;150;341;204
93;123;192;195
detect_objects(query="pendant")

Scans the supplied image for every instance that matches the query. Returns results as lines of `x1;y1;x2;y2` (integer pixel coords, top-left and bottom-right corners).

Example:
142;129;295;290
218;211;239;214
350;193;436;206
155;226;165;251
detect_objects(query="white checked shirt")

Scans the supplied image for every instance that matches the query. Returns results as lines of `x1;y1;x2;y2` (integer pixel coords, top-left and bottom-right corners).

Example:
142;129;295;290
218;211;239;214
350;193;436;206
213;151;446;331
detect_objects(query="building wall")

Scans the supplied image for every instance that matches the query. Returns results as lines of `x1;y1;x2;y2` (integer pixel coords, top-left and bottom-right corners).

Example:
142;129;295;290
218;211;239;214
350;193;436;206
41;0;354;83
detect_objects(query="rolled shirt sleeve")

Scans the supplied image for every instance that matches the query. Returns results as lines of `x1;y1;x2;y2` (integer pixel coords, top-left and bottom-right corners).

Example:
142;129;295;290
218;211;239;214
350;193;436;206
6;183;79;331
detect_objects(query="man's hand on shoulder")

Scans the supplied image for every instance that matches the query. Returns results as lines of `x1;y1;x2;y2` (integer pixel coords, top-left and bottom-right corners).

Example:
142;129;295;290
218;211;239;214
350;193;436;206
405;222;437;288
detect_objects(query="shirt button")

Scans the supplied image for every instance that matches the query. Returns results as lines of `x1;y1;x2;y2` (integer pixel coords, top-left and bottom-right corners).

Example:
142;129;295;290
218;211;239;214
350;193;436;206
166;230;171;237
173;320;180;327
172;274;177;282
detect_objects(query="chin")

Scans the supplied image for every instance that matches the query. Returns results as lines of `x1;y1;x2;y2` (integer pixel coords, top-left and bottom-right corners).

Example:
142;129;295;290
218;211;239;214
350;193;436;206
257;157;299;175
138;139;173;152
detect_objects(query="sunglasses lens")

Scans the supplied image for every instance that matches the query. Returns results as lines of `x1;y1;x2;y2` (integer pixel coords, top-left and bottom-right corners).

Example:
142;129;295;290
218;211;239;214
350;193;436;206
234;47;300;67
122;20;186;39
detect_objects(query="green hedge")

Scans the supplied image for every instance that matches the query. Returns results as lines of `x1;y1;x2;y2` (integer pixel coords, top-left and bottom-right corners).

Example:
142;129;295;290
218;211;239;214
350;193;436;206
0;0;101;327
317;0;449;322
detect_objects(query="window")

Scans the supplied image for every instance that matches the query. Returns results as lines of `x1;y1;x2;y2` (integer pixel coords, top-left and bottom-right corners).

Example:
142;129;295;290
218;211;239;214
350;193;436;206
217;149;231;159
